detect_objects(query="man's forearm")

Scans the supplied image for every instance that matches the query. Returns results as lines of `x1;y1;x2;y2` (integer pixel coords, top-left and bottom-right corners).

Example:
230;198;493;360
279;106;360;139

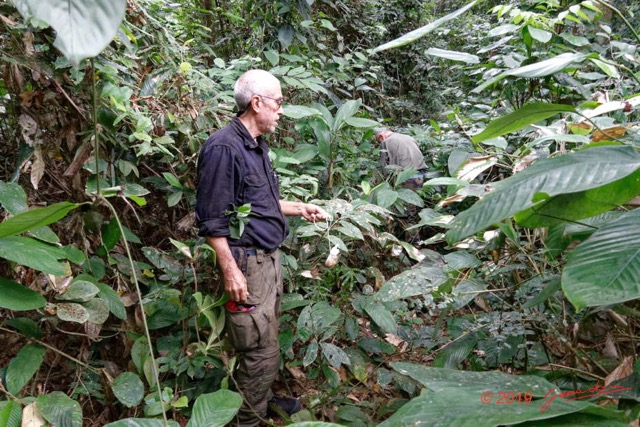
206;236;238;277
279;200;305;216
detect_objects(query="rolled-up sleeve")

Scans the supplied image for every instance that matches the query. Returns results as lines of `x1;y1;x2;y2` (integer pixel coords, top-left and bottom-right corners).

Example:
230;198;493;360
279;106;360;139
196;144;242;237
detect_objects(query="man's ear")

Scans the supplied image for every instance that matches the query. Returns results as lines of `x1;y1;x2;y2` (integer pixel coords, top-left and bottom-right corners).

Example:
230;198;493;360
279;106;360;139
249;96;261;112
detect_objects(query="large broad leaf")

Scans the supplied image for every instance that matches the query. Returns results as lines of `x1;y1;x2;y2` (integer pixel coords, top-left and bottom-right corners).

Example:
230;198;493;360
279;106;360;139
380;363;629;427
56;302;90;323
425;48;480;64
0;181;28;213
95;282;127;320
515;168;640;227
55;280;100;302
6;344;46;395
562;208;640;310
362;300;397;335
186;390;242;427
471;103;576;143
297;302;342;341
446;146;640;244
0;401;21;427
111;372;145;408
0;236;68;275
0;278;46;311
0;202;81;239
105;420;180;427
333;100;361;133
379;387;627;427
374;267;448;302
14;0;127;66
320;342;351;369
283;105;322;119
372;0;480;53
344;117;379;128
35;392;82;427
473;52;588;93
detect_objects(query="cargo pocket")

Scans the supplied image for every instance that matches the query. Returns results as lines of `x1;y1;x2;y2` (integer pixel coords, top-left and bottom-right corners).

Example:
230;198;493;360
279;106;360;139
226;308;268;351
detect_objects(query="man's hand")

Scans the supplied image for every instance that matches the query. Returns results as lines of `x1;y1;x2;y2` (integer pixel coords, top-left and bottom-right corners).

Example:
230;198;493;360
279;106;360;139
206;236;249;303
279;200;329;222
300;203;329;222
224;266;248;303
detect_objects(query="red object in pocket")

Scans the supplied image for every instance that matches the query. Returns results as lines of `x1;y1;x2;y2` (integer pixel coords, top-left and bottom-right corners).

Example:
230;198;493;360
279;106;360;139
225;300;256;312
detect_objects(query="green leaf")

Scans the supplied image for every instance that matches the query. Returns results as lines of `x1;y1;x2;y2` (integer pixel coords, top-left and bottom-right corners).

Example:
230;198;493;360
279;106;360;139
473;52;587;93
562;208;640;310
446;146;640;243
333;100;362;133
0;181;28;214
105;420;180;427
36;392;83;427
102;218;122;252
589;57;620;78
363;300;397;335
375;267;448;302
186;390;243;427
379;386;626;427
471;103;576;143
0;278;46;311
343;117;379;128
527;26;553;43
320;342;351;369
283;105;322;119
15;0;127;66
396;189;424;208
0;236;68;275
112;372;145;408
56;302;90;323
375;188;398;208
162;172;183;189
336;222;364;240
297;302;342;341
83;298;110;324
303;341;319;366
515;168;640;227
55;280;100;302
5;317;42;338
0;202;81;239
95;282;127;320
0;401;21;427
395;167;418;187
380;362;626;427
425;48;480;64
358;338;395;354
372;0;480;53
6;344;46;395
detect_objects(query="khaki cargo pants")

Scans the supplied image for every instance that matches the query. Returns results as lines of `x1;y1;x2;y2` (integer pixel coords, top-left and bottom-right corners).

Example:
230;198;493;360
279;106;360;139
226;247;283;426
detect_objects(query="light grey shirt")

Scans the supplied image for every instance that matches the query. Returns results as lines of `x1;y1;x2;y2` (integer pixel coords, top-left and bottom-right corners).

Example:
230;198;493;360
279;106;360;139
379;132;427;175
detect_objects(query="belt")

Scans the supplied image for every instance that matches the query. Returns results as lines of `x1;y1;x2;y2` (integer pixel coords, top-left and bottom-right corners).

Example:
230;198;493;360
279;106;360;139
233;247;275;256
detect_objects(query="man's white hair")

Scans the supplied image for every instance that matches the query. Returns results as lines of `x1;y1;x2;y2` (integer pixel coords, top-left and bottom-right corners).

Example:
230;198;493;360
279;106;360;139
374;127;389;136
234;69;280;111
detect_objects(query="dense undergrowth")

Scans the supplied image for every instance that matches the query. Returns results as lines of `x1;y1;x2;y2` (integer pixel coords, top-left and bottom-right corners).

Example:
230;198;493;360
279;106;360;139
1;0;640;426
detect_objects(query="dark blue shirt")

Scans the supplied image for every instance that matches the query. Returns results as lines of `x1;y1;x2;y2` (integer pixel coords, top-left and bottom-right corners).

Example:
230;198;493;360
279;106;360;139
196;117;289;251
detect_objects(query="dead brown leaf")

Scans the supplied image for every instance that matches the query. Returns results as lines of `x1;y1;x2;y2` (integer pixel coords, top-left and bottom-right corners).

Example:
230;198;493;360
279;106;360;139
604;356;634;386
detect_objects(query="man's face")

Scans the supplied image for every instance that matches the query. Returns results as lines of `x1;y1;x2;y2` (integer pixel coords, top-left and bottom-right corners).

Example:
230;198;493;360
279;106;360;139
255;84;284;135
375;131;389;143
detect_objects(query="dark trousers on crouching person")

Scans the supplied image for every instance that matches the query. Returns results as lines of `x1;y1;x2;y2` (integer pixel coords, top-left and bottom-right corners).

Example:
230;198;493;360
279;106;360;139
226;247;283;427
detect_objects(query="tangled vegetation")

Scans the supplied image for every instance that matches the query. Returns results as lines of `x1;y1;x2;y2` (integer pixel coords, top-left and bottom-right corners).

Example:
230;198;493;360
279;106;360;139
1;0;639;426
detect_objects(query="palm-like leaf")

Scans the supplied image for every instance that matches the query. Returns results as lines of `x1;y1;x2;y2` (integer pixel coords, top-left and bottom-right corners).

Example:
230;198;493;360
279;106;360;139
563;208;640;309
446;146;640;244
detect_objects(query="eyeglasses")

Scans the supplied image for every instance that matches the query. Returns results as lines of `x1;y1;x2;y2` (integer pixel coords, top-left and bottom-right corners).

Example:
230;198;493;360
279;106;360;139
256;94;284;107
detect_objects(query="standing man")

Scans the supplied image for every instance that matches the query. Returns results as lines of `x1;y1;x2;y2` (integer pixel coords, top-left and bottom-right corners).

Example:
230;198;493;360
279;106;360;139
375;127;428;190
196;69;327;426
